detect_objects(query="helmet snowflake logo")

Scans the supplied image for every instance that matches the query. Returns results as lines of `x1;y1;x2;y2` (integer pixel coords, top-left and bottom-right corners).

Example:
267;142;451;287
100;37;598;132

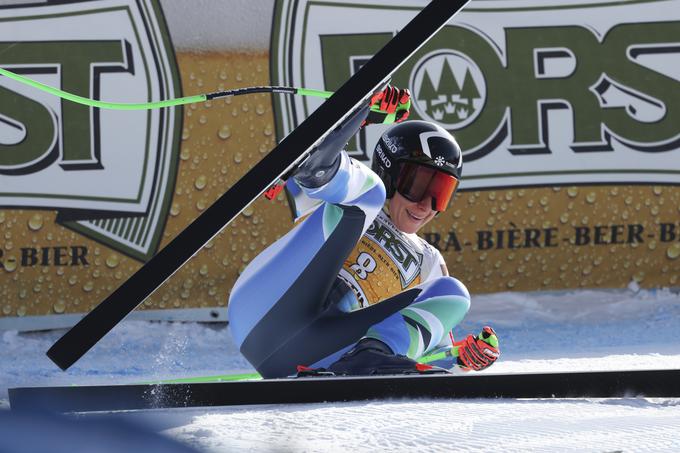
434;156;446;167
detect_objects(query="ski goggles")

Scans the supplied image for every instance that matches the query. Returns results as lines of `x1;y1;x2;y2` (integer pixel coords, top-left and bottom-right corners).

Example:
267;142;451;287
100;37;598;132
396;162;459;212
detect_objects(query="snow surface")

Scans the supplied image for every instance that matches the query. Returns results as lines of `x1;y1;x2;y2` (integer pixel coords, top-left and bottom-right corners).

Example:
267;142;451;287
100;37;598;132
2;288;680;452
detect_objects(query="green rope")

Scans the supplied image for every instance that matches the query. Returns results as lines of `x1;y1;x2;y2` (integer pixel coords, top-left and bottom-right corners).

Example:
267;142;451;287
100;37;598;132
0;67;341;111
0;67;207;110
0;67;407;114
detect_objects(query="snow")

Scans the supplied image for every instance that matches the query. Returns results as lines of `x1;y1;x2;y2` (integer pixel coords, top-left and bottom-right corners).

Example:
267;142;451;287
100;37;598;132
2;288;680;452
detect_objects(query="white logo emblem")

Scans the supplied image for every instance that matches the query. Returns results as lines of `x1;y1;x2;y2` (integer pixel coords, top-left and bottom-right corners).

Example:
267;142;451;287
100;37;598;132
410;50;486;129
419;131;462;170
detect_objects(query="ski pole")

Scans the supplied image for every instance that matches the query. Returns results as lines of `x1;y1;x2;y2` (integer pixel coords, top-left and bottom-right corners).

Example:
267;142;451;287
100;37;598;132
0;67;408;113
417;345;460;364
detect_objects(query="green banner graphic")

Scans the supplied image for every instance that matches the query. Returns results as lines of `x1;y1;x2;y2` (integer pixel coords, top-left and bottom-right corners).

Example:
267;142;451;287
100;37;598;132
0;0;182;260
271;0;680;190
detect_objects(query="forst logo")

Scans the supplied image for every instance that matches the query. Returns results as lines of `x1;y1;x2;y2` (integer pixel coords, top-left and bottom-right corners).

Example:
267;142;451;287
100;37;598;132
403;22;680;161
366;222;422;287
410;50;485;129
0;40;132;175
0;0;182;261
300;3;680;189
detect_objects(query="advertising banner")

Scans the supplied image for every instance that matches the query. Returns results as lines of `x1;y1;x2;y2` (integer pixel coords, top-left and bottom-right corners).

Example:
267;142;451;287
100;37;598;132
1;0;182;261
1;0;280;325
1;0;679;326
271;0;680;292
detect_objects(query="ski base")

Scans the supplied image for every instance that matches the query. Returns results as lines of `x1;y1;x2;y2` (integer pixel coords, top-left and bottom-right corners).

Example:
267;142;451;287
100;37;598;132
9;369;680;413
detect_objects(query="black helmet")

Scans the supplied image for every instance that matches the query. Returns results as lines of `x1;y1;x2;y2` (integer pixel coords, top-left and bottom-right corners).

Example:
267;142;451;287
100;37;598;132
371;121;462;211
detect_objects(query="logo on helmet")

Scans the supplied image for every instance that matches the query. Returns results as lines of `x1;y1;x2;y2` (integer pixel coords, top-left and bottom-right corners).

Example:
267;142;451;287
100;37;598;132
382;133;399;154
374;144;392;168
419;131;462;171
410;50;486;129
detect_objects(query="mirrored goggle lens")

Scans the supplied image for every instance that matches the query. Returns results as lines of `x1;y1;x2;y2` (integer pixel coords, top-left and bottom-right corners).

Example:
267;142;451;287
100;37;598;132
396;163;459;211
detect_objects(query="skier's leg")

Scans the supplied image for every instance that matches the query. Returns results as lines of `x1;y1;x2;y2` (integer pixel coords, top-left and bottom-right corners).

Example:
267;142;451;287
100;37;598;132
228;151;386;374
363;276;471;359
302;276;471;370
258;276;470;375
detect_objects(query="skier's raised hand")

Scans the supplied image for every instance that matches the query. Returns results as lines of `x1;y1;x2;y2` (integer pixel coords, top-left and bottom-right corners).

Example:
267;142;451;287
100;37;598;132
363;85;411;127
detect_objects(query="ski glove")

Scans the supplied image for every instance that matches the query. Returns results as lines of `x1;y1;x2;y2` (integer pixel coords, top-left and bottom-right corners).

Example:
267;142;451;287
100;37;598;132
455;326;500;371
362;85;411;127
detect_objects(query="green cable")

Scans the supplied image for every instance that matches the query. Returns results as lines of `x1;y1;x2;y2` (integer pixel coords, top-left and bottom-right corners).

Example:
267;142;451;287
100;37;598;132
296;87;332;99
0;67;408;113
0;67;207;110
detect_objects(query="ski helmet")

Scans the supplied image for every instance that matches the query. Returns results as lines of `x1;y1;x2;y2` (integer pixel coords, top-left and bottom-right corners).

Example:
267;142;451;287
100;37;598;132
371;120;462;211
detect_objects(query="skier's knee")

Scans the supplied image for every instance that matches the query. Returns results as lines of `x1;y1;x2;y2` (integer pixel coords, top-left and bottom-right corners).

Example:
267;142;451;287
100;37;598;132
428;276;471;312
428;276;470;298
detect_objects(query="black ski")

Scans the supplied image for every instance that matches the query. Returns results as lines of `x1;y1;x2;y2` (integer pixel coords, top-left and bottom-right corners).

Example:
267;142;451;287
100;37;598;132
46;0;472;371
10;369;680;413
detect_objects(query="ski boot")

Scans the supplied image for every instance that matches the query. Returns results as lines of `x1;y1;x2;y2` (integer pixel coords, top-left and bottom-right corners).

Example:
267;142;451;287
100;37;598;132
324;338;449;376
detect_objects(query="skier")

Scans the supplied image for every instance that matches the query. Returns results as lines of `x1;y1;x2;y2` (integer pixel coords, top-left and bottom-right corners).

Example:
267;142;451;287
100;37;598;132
228;86;499;378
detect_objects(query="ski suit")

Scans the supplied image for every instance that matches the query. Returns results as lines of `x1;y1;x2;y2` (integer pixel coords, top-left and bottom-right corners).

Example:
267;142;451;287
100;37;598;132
228;122;471;379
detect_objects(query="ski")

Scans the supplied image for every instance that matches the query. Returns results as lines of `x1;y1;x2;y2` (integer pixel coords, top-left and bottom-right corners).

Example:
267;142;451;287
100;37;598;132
142;372;261;384
46;0;472;371
9;369;680;413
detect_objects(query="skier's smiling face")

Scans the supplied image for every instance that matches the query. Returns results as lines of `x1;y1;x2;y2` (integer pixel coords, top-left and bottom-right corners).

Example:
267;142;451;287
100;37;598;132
388;191;437;234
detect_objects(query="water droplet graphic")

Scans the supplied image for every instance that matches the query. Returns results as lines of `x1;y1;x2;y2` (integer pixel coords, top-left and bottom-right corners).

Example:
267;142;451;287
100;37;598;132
3;257;17;272
195;175;207;190
218;125;231;140
105;254;119;268
28;214;43;231
666;243;680;260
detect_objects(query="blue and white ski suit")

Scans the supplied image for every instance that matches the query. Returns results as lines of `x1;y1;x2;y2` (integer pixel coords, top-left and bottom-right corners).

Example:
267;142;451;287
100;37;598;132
228;132;471;379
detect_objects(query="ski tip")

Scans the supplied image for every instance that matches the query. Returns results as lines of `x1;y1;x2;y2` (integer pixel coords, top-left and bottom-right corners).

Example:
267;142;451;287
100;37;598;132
46;344;73;371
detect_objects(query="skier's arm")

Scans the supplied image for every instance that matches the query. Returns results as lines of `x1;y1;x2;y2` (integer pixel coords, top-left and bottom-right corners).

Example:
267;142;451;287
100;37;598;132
293;84;411;188
286;85;411;217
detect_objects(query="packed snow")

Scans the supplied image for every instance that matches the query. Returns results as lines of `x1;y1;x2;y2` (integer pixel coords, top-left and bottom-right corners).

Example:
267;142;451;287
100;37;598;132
2;287;680;452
